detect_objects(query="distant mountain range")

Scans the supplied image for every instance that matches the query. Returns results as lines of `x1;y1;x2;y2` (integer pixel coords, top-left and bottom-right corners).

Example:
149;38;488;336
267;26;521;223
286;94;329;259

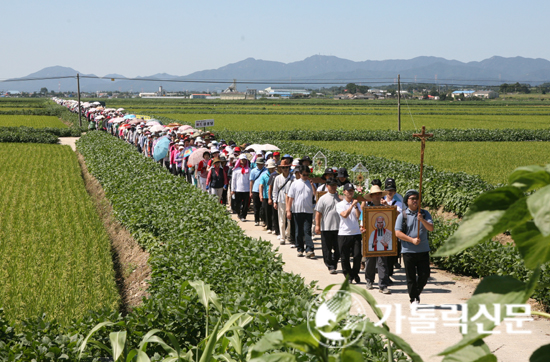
3;55;550;93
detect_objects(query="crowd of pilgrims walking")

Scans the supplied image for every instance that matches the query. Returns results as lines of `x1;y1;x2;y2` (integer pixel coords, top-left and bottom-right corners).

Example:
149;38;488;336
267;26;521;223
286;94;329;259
55;98;435;309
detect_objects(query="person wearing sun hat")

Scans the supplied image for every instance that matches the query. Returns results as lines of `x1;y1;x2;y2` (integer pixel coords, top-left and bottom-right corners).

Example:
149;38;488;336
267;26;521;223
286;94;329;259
206;157;227;203
272;159;293;244
231;154;251;222
360;183;392;294
250;157;268;226
260;159;278;233
336;168;351;187
395;189;434;310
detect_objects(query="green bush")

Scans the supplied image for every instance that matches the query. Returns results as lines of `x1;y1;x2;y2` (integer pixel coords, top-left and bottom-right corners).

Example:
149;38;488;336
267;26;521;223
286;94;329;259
0;127;59;143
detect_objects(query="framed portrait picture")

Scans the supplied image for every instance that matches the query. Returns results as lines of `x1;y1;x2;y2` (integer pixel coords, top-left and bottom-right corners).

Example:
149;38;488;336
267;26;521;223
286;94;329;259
362;206;398;257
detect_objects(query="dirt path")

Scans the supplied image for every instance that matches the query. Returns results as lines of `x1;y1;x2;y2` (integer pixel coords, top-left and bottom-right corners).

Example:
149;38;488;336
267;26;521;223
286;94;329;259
232;214;550;362
58;136;79;151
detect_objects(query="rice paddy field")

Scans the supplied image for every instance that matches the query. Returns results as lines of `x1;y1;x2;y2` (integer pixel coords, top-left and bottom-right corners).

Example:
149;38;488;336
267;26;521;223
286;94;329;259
98;99;550;130
0;115;67;128
0;143;120;325
301;140;550;185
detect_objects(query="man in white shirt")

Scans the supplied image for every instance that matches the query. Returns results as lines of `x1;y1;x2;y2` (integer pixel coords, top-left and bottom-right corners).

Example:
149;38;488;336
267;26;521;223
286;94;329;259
336;183;362;283
287;166;315;258
315;178;341;274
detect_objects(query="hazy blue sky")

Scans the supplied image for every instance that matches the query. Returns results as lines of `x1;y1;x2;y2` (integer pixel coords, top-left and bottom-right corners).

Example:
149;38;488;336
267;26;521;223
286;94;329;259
2;0;548;79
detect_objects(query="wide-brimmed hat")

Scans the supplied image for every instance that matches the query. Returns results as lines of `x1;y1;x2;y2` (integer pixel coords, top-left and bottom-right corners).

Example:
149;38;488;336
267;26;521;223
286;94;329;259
256;157;265;164
368;185;388;196
266;159;277;169
299;155;312;163
278;159;291;170
238;154;248;160
212;157;221;164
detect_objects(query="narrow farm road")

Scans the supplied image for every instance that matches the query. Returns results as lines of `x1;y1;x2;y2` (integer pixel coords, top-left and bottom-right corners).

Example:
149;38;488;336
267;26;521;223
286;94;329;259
233;215;550;362
59;136;79;151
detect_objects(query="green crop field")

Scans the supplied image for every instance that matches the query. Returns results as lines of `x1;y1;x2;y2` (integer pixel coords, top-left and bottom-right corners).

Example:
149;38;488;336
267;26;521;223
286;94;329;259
301;140;550;184
0;115;67;128
0;143;119;325
158;112;550;130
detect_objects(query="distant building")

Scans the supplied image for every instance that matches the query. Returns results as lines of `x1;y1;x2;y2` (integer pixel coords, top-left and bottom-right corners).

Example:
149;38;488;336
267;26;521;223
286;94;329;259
264;87;310;98
190;94;211;99
473;90;499;99
451;90;475;98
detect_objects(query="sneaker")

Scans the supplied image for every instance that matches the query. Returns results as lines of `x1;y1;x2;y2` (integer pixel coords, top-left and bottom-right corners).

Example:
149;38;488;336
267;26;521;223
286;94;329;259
261;223;266;227
306;251;315;259
267;229;272;234
297;251;304;257
379;288;391;295
360;262;365;271
276;235;282;240
365;281;374;290
329;269;337;275
254;222;259;226
280;240;286;245
290;244;297;248
410;300;419;312
240;218;246;222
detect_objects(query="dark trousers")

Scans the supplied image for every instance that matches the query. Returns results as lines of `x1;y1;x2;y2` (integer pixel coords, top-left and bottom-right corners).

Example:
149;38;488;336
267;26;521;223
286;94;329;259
222;187;228;205
252;192;262;223
321;230;340;271
365;256;390;289
262;199;273;230
234;192;250;220
403;252;431;303
387;240;402;276
289;213;296;242
271;203;279;235
338;234;362;280
294;213;314;253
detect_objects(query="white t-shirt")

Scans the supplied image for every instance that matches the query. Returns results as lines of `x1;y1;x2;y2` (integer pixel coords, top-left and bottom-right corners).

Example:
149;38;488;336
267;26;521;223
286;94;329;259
287;179;314;214
336;199;362;236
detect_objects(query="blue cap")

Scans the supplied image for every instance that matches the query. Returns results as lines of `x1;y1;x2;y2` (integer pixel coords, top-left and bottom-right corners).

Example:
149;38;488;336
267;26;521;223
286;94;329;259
283;154;292;159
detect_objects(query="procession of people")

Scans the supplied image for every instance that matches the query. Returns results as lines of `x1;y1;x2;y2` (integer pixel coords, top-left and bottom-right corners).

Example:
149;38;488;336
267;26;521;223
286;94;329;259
55;98;435;309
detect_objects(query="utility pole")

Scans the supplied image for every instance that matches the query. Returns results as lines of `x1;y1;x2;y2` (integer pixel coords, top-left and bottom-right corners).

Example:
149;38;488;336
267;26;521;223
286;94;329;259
77;73;82;127
397;74;401;131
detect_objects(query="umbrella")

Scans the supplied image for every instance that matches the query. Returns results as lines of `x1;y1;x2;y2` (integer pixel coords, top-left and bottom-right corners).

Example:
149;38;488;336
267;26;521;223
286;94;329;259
188;147;210;166
246;144;280;153
167;123;181;127
123;114;136;119
153;136;170;162
183;146;197;158
119;124;132;129
150;124;165;133
128;119;142;125
179;125;193;131
92;101;101;105
146;121;161;126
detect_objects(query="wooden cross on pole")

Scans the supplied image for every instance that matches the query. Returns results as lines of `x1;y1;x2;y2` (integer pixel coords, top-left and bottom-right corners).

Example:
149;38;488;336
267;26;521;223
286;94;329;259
412;126;433;234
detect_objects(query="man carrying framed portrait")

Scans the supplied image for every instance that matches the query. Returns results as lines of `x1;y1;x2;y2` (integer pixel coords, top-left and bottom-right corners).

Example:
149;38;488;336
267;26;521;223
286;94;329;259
361;185;398;294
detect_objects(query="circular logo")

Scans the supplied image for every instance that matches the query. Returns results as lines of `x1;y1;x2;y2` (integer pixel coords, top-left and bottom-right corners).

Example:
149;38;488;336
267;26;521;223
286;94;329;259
307;288;367;348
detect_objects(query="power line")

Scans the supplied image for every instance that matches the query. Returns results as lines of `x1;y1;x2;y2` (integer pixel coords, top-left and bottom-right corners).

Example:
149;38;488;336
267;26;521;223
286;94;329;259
1;74;549;87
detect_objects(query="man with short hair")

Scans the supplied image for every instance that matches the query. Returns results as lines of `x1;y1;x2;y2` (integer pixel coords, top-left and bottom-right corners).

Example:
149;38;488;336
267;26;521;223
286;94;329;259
287;166;315;258
395;190;434;310
336;183;362;283
315;178;341;274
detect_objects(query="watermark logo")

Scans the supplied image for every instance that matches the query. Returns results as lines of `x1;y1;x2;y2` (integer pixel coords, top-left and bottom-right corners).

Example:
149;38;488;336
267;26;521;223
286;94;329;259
307;289;367;348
